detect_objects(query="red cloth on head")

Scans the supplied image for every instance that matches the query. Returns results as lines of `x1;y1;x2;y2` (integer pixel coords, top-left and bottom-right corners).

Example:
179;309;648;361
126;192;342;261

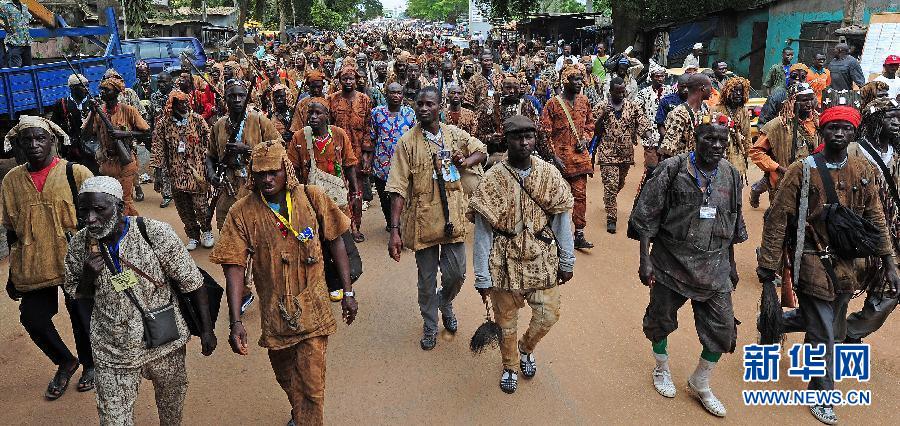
820;106;861;128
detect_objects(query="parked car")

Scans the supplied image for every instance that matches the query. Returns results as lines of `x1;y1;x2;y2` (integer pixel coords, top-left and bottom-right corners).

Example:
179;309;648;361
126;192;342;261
121;37;207;75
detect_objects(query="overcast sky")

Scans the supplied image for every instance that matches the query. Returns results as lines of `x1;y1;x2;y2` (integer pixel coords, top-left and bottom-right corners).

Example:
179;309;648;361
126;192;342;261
382;0;408;12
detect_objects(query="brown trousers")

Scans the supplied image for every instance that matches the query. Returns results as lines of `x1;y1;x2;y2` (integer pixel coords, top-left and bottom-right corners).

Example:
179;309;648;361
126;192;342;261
172;191;210;240
490;286;561;371
268;336;328;426
100;159;139;216
600;164;631;221
564;174;588;229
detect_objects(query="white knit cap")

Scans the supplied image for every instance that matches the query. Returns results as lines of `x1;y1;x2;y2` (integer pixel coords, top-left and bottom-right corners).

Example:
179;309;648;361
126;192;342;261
693;43;703;50
79;176;123;201
68;73;88;87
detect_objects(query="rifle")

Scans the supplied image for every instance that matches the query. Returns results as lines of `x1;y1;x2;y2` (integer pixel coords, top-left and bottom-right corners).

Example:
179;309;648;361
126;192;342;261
207;70;256;219
62;54;131;166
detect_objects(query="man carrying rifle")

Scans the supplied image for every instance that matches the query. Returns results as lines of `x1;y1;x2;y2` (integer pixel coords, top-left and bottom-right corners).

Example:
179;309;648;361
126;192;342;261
82;77;150;216
207;79;281;315
208;79;282;231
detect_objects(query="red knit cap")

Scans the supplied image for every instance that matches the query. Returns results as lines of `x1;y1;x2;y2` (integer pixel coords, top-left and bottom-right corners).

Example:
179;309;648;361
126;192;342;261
820;106;861;128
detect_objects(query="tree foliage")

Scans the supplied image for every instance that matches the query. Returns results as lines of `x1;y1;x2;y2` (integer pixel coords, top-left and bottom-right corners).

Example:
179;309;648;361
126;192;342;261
406;0;469;23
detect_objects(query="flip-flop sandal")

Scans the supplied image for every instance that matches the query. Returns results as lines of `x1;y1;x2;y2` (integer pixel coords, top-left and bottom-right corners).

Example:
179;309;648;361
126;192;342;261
77;368;95;392
45;362;78;400
353;232;366;243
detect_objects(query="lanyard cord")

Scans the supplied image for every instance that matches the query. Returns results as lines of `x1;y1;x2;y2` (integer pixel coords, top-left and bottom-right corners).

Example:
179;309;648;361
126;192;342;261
266;190;299;237
689;152;718;205
101;218;131;273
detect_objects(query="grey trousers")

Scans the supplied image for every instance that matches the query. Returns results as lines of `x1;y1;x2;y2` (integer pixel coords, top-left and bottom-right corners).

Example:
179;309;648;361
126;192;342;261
846;291;899;340
783;292;853;393
414;242;466;335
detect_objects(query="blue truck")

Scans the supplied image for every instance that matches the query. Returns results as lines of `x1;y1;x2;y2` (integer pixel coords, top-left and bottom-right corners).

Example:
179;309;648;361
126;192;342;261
0;7;136;119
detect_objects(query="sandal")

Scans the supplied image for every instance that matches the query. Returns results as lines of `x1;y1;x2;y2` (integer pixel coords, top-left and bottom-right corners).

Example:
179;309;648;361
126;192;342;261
810;405;837;425
500;369;518;394
77;367;95;392
519;349;537;379
353;232;366;243
45;361;79;400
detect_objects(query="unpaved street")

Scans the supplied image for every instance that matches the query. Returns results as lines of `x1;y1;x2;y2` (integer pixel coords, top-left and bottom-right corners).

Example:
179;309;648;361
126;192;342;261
1;159;898;425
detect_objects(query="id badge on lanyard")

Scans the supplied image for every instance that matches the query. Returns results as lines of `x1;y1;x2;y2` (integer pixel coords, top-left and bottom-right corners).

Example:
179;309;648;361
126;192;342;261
177;137;187;153
699;206;717;219
433;149;460;182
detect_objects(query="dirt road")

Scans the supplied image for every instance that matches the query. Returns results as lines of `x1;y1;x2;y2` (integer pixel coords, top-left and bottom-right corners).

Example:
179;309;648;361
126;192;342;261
1;159;898;425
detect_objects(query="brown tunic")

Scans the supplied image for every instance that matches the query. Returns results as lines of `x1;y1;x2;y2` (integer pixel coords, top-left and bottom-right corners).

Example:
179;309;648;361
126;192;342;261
327;91;373;160
540;94;595;177
759;156;892;300
287;125;359;184
209;184;350;349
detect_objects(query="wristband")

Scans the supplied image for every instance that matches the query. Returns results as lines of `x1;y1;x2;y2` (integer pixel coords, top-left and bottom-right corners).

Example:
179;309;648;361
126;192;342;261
230;320;242;328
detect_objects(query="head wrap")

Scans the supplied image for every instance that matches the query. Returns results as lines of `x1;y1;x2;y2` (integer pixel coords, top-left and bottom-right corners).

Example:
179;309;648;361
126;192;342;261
224;78;248;92
3;115;71;152
397;51;411;64
864;98;900;117
271;83;288;93
337;63;358;78
103;68;123;79
789;82;815;97
136;61;149;72
860;81;890;109
78;176;124;201
693;43;703;50
820;106;861;128
164;90;191;117
560;64;581;82
789;63;810;75
503;114;536;133
648;60;667;76
719;77;750;106
502;73;519;84
99;77;125;93
305;69;326;83
306;97;329;114
68;73;88;87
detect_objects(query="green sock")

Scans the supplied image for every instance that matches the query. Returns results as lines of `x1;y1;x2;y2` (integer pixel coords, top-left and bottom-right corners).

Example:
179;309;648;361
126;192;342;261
652;339;668;355
700;348;722;363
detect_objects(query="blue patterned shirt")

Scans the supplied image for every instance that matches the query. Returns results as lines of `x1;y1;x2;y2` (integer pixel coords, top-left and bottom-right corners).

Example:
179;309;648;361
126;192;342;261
0;0;32;47
370;105;416;181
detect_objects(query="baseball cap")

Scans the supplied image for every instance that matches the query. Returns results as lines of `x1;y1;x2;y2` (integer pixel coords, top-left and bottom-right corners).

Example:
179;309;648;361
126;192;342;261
885;55;900;65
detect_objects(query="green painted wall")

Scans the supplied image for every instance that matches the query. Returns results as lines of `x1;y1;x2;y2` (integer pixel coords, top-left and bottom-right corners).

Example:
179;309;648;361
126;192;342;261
709;8;769;79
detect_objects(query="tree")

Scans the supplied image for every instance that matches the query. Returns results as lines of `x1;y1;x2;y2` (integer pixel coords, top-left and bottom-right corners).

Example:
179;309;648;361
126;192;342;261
407;0;468;23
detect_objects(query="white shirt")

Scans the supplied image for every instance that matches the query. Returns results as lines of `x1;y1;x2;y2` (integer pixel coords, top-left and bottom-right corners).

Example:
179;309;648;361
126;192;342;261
874;74;900;99
555;55;579;71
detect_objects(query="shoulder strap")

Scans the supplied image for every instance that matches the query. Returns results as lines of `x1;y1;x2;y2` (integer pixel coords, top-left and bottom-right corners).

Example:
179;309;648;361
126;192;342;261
66;161;78;207
136;217;152;246
303;126;323;174
812;153;840;204
859;139;900;208
501;163;552;219
555;95;581;141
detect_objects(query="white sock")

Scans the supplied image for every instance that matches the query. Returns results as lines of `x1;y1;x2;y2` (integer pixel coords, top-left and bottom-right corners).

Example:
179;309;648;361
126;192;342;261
653;352;669;371
689;358;717;391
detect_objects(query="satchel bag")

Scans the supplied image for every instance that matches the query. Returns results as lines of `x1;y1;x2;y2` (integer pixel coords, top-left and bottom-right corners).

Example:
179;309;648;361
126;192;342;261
101;248;180;349
301;186;363;292
135;217;223;337
812;153;883;259
304;126;349;207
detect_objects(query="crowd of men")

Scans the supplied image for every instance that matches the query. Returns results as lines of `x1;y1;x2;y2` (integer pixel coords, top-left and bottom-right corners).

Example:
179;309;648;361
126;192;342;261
2;18;900;426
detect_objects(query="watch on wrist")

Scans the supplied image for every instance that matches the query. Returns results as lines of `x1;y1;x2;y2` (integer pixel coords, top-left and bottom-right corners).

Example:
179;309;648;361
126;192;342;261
343;291;355;298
